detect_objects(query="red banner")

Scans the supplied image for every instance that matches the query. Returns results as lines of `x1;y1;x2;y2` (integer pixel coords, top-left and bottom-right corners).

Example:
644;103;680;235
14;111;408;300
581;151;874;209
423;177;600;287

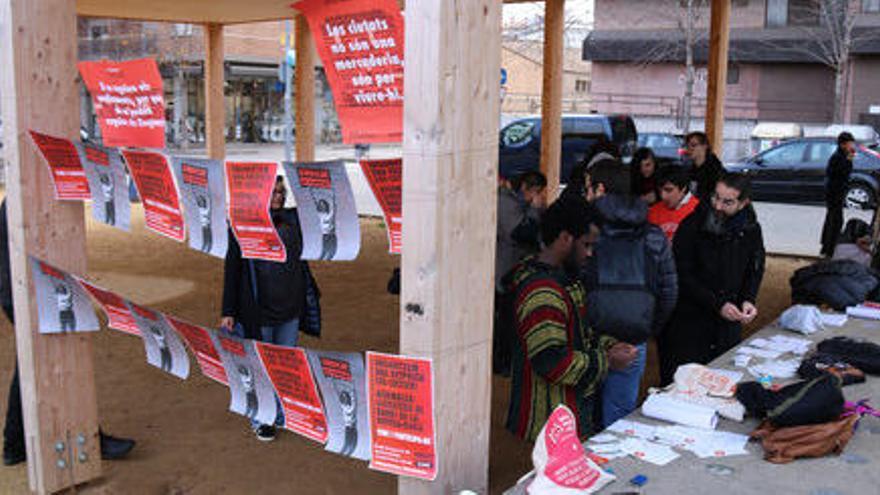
28;131;91;200
360;159;401;253
75;277;140;336
366;352;436;480
292;0;404;144
225;162;286;262
77;58;166;148
256;343;329;443
122;150;185;242
167;317;228;386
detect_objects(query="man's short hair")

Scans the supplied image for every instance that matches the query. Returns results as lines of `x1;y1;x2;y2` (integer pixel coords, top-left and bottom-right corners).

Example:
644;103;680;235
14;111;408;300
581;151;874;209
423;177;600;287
589;159;630;196
838;131;856;146
656;166;690;191
719;172;752;201
540;197;595;246
685;131;710;147
511;170;547;191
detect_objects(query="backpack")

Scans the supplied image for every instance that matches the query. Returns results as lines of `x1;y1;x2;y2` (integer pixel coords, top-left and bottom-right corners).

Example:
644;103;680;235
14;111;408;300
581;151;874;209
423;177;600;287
584;228;656;344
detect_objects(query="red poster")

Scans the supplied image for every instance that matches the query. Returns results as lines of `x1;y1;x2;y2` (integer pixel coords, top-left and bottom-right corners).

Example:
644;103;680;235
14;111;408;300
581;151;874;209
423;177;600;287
360;159;401;253
167;316;228;385
77;58;166;148
28;131;91;200
366;352;436;480
293;0;404;144
255;343;329;443
225;162;286;262
122;150;185;242
75;277;140;336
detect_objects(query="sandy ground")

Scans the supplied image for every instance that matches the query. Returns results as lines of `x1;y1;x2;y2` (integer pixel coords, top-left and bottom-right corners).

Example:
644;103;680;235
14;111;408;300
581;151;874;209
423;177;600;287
0;207;808;494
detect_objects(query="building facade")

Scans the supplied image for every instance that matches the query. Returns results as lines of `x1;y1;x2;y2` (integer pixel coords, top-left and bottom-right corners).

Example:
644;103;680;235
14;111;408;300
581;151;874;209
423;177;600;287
501;41;592;117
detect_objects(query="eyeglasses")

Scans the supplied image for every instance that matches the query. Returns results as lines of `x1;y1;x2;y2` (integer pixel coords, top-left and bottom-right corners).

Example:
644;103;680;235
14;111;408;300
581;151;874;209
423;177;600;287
711;193;739;208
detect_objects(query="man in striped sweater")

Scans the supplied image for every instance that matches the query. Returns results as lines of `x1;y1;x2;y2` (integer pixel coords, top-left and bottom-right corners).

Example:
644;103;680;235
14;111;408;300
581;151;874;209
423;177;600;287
505;198;638;442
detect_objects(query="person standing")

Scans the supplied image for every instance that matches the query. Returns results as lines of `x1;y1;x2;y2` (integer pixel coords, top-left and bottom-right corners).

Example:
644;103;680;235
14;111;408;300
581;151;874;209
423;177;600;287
821;132;856;257
631;147;659;205
685;131;725;203
660;174;765;386
648;166;701;242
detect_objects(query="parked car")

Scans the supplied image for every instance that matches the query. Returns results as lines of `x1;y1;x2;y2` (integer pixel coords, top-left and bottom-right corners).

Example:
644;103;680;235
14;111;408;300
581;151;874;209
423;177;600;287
498;114;637;183
726;137;880;210
637;132;684;165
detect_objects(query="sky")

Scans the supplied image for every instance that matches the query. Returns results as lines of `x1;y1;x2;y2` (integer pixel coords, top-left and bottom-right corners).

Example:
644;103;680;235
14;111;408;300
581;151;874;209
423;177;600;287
503;0;594;26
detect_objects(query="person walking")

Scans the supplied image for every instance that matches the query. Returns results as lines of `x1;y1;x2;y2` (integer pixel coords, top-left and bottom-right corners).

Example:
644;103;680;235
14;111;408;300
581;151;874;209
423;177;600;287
821;132;856;257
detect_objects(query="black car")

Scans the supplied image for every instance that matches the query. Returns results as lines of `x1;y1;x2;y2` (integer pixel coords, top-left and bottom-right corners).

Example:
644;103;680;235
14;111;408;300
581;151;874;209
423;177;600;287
638;132;685;166
726;137;880;209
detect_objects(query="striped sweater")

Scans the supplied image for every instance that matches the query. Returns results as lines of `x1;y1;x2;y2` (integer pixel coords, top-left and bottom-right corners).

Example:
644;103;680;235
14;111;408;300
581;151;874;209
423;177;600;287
505;257;615;442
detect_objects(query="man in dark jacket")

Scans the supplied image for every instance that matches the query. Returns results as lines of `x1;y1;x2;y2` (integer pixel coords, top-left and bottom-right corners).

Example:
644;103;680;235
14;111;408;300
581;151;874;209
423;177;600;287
580;159;678;427
685;131;726;203
821;132;856;257
660;173;766;385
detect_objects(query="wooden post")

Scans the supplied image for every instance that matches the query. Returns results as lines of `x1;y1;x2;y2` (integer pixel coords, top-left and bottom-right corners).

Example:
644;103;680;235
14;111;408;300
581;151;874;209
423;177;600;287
294;14;315;162
705;0;731;152
399;0;501;493
204;23;226;160
0;1;101;493
540;0;565;201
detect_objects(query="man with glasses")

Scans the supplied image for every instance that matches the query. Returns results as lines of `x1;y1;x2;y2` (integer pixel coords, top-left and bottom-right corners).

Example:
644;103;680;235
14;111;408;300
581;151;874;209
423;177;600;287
659;173;765;385
685;131;726;203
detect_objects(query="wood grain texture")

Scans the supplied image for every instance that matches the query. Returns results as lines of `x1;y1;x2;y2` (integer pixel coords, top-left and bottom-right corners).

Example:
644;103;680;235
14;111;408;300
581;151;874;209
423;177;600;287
706;0;731;152
294;14;315;163
205;24;226;160
540;0;565;201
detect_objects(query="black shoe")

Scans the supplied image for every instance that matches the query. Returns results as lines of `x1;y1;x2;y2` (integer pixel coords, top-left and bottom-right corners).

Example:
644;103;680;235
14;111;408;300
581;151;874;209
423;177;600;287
100;432;135;460
255;425;276;442
3;445;25;466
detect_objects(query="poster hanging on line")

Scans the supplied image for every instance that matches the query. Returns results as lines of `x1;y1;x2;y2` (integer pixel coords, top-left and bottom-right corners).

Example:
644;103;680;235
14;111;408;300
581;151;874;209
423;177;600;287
28;131;91;201
74;141;132;231
225;162;286;262
167;316;228;385
122;150;186;242
306;350;371;460
255;342;329;443
216;332;278;426
360;159;401;254
366;352;436;480
292;0;404;144
29;257;100;334
170;157;228;258
75;277;140;336
77;58;166;148
284;161;360;261
127;303;190;380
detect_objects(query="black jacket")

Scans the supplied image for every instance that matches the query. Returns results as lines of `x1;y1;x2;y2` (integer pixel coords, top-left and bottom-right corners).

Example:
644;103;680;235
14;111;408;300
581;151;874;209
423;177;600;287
790;259;880;311
692;152;725;203
825;148;853;204
0;201;12;322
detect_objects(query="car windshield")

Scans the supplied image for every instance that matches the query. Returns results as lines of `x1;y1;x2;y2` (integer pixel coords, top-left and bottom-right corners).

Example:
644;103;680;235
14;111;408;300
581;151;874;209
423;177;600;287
639;134;681;148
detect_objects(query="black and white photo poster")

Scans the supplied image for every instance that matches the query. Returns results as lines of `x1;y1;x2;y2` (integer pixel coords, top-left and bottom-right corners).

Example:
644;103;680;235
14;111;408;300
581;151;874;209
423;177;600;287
284;161;360;261
169;157;228;258
306;350;370;460
75;141;131;231
215;332;278;426
30;257;100;334
127;302;190;380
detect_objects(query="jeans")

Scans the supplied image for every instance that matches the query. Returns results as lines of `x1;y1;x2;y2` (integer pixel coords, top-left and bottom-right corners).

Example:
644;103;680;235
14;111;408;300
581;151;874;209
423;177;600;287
251;318;299;429
601;342;647;428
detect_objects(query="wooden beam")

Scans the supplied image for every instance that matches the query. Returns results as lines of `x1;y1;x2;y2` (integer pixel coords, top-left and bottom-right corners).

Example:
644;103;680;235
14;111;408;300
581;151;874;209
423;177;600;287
399;0;501;493
294;14;315;163
204;23;226;160
0;1;100;493
705;0;731;152
540;0;565;201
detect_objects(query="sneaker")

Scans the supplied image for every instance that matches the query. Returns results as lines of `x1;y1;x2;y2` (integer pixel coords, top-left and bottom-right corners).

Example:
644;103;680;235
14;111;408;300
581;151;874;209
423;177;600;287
255;425;276;442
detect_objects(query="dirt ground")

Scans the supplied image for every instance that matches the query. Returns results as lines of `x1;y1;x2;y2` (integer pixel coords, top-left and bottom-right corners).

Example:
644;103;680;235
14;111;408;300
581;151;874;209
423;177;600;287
0;208;809;494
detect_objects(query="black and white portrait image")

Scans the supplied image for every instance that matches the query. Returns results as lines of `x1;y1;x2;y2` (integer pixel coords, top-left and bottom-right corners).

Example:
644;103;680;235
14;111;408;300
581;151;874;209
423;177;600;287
215;334;278;426
310;187;338;260
128;303;190;380
170;157;228;259
306;350;370;460
30;257;100;335
75;142;131;232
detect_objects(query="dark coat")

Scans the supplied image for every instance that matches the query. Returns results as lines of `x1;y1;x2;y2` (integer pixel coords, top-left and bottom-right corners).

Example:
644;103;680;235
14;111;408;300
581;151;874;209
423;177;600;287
825;147;853;205
692;152;725;203
790;259;880;311
0;201;12;322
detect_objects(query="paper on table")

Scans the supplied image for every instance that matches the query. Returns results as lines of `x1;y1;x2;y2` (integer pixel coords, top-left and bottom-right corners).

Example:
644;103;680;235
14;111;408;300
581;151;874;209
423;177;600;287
846;305;880;321
619;437;680;466
641;393;718;430
748;359;800;379
587;432;619;444
606;419;657;440
820;313;848;327
748;335;812;355
654;425;749;459
735;346;784;359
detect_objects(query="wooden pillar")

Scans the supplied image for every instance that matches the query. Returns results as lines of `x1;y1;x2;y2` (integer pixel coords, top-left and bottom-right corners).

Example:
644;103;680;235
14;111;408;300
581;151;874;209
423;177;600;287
705;0;731;152
399;0;501;493
294;14;315;162
204;23;226;160
0;1;100;493
540;0;565;201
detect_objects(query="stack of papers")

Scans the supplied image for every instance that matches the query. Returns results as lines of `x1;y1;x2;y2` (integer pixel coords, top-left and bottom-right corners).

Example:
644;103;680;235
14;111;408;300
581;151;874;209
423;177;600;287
606;419;657;440
820;313;848;327
747;358;801;379
846;304;880;321
748;335;813;355
653;425;750;459
618;437;680;466
591;420;751;464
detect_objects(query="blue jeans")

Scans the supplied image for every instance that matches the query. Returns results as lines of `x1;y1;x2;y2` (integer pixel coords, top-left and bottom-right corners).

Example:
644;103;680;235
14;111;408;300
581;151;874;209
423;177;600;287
601;342;647;428
250;318;299;429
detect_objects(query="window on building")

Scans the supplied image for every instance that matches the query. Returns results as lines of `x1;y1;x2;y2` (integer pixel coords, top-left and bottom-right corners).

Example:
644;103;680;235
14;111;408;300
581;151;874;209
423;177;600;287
766;0;788;27
575;80;590;93
174;24;194;36
789;0;820;26
88;20;111;40
865;0;880;13
727;64;740;85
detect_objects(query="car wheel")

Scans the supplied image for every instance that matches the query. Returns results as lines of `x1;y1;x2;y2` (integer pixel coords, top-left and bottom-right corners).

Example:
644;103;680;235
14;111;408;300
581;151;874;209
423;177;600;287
844;182;875;210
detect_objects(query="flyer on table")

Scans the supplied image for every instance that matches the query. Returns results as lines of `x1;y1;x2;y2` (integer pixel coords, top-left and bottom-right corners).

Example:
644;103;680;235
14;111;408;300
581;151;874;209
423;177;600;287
122;150;186;242
74;141;132;231
75;277;140;336
256;342;329;443
216;332;278;426
77;58;166;148
29;257;100;334
366;352;436;480
306;350;371;460
284;161;360;261
28;131;91;201
293;0;404;144
127;302;190;380
226;162;286;262
167;316;228;386
170;157;228;258
359;159;402;254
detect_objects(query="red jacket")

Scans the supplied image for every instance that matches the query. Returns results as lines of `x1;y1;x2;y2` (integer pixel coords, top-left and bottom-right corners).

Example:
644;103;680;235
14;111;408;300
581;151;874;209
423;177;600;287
648;193;700;242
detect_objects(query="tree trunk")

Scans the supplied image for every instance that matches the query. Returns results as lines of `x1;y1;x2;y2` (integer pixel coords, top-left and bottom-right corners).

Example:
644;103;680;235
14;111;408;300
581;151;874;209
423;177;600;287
682;0;695;133
833;63;846;123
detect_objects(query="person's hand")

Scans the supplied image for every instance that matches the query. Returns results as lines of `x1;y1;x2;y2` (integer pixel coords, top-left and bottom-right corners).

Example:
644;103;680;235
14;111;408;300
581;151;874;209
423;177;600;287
607;342;638;371
741;302;758;324
220;316;235;331
720;303;743;322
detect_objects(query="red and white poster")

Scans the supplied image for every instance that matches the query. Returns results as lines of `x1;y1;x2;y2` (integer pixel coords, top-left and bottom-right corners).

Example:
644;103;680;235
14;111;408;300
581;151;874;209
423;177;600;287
167;316;228;386
77;58;166;148
366;352;436;480
122;150;185;242
360;159;401;254
28;131;91;200
292;0;404;144
75;277;140;336
225;162;286;262
255;342;329;443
